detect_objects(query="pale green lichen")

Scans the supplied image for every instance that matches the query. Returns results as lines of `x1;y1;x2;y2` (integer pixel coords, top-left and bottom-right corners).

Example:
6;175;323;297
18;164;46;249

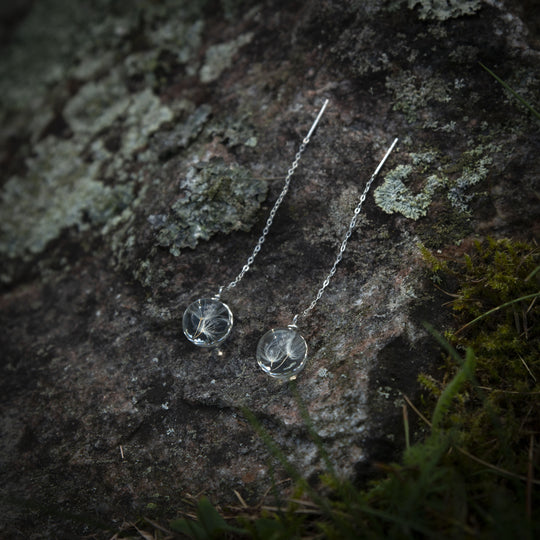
154;159;267;256
120;90;175;157
374;143;498;220
0;0;264;286
64;72;131;135
404;0;482;20
154;104;213;160
410;150;439;169
385;71;452;125
0;0;112;116
0;77;174;264
148;19;204;65
208;114;259;149
200;32;254;83
0;137;133;259
374;165;444;220
446;144;496;212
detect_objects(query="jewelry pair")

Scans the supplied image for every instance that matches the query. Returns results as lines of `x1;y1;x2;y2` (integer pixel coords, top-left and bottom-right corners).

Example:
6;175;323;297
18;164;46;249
183;100;398;380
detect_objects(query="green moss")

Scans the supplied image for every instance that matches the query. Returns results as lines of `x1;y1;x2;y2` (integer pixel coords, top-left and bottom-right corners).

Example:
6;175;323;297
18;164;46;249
155;158;268;255
422;237;540;470
417;207;473;249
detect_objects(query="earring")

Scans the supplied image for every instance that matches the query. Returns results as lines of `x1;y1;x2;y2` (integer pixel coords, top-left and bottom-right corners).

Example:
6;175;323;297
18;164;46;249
256;138;399;379
183;99;330;347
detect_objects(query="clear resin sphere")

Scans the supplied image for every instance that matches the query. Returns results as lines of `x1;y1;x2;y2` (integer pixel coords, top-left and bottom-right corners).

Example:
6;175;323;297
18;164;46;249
183;298;233;347
256;327;308;380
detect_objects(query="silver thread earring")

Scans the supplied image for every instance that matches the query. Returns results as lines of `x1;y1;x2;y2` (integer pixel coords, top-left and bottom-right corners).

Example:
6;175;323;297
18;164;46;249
183;99;330;347
256;137;399;380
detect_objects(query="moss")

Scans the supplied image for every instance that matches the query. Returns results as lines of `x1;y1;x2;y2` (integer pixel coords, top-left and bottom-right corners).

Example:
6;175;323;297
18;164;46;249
155;238;539;539
419;210;472;249
155;158;268;256
422;237;540;471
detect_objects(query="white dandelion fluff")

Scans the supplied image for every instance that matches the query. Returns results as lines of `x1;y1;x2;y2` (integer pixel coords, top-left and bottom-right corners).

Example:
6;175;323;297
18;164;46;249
183;298;233;347
256;328;308;380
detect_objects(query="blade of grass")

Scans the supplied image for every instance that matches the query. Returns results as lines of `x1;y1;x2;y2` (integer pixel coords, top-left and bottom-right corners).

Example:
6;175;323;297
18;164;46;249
403;404;410;451
526;435;534;519
241;407;305;486
290;381;361;511
453;293;539;335
432;348;476;430
525;265;540;282
455;446;540;485
480;62;540;120
403;394;432;427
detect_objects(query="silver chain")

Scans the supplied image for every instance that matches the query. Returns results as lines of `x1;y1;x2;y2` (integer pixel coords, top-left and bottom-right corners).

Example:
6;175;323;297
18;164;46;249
291;138;399;326
216;99;329;298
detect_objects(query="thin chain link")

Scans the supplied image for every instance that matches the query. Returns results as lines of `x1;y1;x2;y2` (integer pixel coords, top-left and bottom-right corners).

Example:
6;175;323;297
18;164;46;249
291;138;399;326
216;100;329;297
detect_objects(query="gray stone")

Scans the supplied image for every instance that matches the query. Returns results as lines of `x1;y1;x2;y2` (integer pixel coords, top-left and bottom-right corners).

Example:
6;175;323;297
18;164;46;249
0;0;538;537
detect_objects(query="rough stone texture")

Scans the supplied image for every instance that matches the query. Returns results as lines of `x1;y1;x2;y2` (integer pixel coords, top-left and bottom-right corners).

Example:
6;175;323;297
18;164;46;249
0;0;538;537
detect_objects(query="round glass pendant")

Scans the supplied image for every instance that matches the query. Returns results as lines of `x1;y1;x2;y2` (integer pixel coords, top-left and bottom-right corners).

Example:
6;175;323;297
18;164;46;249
183;297;233;347
256;327;308;380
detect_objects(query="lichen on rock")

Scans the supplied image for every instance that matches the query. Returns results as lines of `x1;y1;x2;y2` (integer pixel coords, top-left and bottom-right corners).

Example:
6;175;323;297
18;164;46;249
154;158;268;255
200;32;254;83
404;0;482;21
0;79;174;268
374;143;497;219
446;144;496;212
1;0;539;537
374;165;444;220
0;136;132;260
153;104;212;160
385;70;452;125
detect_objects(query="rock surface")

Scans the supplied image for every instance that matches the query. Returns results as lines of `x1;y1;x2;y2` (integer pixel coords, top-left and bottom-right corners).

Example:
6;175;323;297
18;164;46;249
0;0;538;537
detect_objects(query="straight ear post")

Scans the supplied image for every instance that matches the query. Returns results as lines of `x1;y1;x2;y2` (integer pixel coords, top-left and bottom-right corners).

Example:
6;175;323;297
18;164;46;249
373;138;399;177
304;99;330;144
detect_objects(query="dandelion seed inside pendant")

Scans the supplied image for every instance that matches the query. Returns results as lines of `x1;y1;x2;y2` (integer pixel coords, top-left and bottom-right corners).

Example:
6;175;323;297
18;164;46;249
256;326;308;380
182;99;330;348
183;297;233;347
